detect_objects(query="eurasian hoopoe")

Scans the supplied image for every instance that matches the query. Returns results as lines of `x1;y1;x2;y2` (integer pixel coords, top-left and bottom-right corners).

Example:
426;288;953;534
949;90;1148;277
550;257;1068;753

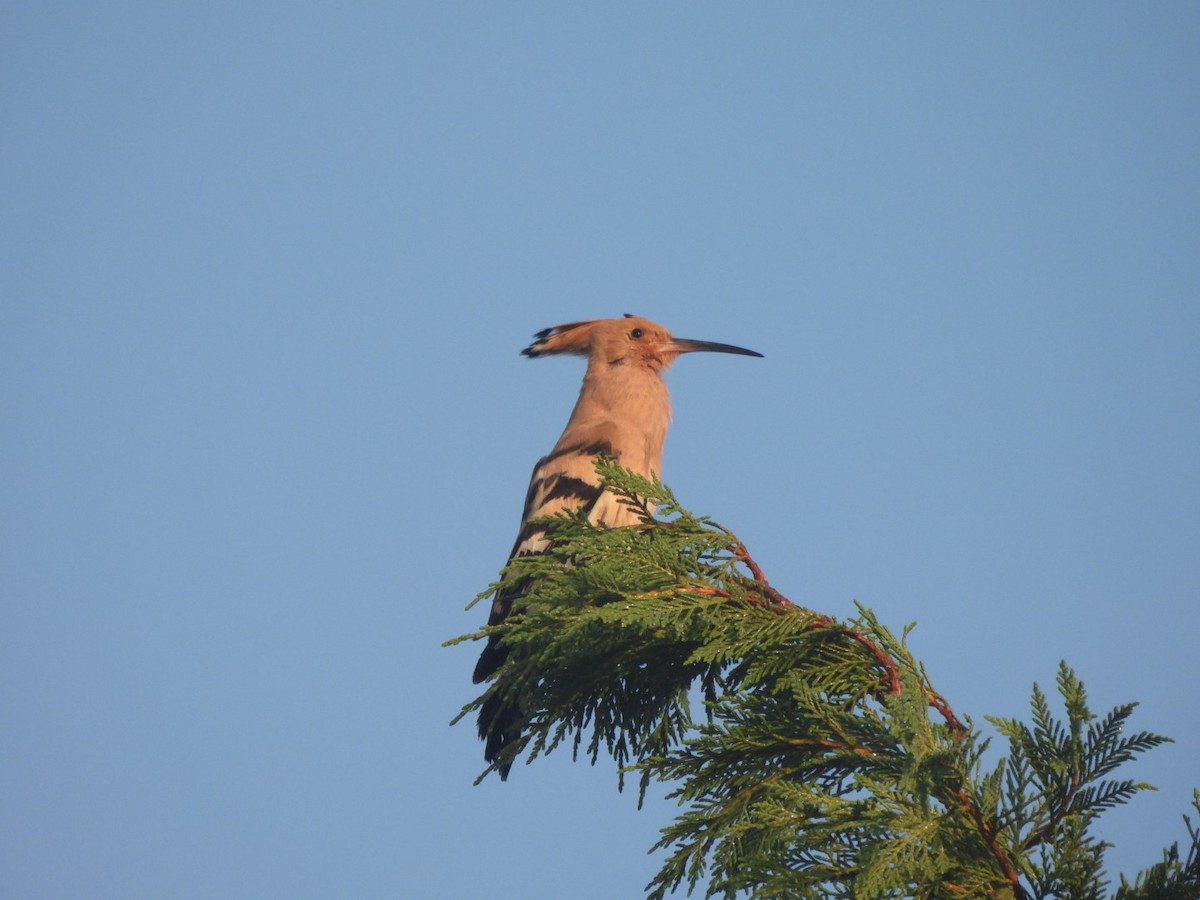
473;314;762;778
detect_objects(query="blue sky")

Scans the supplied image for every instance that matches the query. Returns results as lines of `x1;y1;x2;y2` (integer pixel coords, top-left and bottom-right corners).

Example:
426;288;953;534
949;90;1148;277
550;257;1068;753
3;4;1197;897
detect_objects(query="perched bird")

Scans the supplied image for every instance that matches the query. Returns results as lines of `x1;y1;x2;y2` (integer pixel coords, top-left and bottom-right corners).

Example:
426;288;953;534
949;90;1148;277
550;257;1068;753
473;314;762;778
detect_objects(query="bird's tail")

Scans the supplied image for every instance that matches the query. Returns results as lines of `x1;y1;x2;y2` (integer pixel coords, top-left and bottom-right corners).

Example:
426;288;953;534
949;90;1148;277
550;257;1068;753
477;691;518;780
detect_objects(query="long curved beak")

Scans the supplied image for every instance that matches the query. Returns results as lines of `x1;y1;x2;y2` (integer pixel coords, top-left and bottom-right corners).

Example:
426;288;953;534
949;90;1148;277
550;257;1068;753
670;338;763;358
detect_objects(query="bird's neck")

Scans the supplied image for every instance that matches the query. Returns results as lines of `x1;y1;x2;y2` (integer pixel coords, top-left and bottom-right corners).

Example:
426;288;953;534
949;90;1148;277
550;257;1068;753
556;363;672;477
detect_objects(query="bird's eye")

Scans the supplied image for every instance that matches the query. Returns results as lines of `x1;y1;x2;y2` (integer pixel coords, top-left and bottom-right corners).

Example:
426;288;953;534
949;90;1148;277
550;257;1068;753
630;328;644;339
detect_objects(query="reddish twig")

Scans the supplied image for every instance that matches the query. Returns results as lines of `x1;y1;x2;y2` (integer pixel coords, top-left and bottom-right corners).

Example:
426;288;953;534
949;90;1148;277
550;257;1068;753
956;787;1028;898
928;690;968;740
731;542;798;609
787;736;880;758
1023;771;1082;851
798;613;904;697
730;542;904;695
847;627;904;696
732;541;971;737
638;585;733;601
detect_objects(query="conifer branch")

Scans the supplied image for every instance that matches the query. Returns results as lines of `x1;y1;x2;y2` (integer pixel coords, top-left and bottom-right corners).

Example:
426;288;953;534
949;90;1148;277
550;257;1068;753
451;462;1196;898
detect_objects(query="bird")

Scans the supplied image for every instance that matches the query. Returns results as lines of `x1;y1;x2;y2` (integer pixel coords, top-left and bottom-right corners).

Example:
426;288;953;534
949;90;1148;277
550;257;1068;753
472;314;762;778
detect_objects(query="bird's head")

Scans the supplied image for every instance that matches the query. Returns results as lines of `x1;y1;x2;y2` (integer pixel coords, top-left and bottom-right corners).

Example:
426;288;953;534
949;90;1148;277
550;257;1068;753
522;314;762;372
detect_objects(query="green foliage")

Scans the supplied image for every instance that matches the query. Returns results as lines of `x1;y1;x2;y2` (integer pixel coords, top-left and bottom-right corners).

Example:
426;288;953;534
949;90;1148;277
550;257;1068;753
986;664;1177;899
449;461;1197;899
1112;792;1200;900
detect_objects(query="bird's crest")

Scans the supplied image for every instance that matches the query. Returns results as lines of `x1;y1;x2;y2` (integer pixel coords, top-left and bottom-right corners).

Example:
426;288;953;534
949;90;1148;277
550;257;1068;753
522;319;607;358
